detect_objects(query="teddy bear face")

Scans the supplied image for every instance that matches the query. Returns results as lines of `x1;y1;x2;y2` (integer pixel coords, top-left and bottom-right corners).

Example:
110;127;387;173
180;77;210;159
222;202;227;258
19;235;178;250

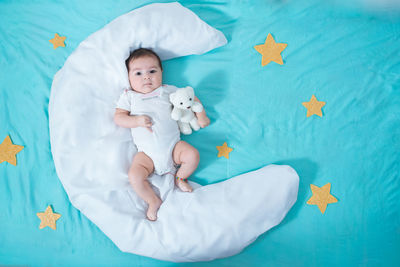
170;87;195;110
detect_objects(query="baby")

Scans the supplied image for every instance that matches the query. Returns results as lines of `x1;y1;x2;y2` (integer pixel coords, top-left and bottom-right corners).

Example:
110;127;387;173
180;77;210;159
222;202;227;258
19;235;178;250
114;48;210;221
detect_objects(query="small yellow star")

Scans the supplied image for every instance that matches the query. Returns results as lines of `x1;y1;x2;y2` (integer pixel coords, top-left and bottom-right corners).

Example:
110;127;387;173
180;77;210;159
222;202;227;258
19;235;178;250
307;183;338;214
302;95;326;117
49;33;66;49
36;205;61;230
254;33;287;66
0;135;24;166
216;142;233;159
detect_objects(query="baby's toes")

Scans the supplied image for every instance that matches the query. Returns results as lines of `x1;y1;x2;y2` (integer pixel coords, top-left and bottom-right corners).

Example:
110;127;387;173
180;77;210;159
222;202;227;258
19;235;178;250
177;180;193;192
146;201;162;221
147;208;158;221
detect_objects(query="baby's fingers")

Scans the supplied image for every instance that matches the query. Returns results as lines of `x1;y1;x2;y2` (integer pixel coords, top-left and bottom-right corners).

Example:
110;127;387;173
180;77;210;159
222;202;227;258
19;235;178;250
199;118;210;128
144;120;153;132
144;120;153;127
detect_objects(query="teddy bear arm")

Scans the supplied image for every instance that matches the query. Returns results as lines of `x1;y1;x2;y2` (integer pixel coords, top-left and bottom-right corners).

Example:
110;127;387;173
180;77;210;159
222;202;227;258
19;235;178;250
191;102;203;113
171;108;182;121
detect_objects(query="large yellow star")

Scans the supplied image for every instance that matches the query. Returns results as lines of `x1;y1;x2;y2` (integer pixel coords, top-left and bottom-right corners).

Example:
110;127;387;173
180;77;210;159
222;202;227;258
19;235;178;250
307;183;338;214
36;206;61;230
0;135;24;166
216;142;233;159
254;33;287;66
49;33;66;49
302;95;326;117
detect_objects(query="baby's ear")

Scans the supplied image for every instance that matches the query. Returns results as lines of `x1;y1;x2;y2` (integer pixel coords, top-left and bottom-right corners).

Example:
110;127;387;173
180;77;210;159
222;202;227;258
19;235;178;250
185;86;194;97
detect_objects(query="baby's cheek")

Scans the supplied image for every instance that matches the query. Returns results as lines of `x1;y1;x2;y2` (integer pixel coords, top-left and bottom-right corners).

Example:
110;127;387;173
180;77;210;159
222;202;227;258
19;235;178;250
128;77;134;86
130;77;140;88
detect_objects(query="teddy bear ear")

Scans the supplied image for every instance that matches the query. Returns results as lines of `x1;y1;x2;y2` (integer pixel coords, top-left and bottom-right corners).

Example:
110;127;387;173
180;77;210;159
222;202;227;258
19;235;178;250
185;86;194;96
169;92;176;103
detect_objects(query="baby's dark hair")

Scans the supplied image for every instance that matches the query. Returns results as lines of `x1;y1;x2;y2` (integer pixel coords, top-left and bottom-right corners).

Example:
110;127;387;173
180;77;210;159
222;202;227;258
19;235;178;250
125;48;163;72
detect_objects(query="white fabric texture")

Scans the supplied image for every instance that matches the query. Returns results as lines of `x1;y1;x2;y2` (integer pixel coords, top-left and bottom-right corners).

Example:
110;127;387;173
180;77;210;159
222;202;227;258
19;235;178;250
48;2;299;262
116;85;180;175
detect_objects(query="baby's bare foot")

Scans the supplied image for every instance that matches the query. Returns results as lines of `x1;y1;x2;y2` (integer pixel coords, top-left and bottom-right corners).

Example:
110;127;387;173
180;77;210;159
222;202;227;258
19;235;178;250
146;198;162;221
176;179;193;192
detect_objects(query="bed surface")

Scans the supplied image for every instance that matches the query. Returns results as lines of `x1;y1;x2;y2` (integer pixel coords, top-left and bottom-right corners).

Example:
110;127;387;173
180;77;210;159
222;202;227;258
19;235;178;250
1;0;399;266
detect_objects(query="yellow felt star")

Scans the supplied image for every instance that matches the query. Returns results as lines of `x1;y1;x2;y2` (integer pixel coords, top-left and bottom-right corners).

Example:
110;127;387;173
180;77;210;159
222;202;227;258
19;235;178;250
216;142;233;159
302;95;326;117
307;183;338;214
254;33;287;66
49;33;66;49
36;206;61;230
0;135;24;166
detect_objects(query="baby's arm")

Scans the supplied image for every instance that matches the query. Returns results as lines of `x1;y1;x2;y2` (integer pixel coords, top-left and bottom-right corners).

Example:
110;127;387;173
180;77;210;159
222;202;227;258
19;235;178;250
114;108;153;132
194;96;210;128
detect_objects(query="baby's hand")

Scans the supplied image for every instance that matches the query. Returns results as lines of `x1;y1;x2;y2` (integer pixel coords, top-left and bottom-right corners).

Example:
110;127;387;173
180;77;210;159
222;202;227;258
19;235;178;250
136;115;153;132
197;115;210;128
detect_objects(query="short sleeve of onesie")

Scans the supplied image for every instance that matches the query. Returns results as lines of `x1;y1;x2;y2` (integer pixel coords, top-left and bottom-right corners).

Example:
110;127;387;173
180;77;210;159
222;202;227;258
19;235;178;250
116;90;132;111
162;84;179;95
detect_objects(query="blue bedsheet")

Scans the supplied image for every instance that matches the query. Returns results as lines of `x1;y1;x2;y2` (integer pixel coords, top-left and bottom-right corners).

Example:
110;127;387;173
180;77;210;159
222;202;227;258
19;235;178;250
1;0;399;266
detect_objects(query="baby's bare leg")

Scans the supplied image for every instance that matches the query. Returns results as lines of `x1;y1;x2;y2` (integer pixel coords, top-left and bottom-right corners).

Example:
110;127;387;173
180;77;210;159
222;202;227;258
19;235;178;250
128;152;162;221
172;141;200;192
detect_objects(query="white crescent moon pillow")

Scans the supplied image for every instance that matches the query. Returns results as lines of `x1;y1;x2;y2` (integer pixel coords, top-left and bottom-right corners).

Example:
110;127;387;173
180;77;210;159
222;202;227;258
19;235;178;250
49;2;299;262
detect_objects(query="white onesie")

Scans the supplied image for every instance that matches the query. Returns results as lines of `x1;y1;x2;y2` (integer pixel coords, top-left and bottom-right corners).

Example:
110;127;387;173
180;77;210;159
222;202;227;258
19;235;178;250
116;84;180;175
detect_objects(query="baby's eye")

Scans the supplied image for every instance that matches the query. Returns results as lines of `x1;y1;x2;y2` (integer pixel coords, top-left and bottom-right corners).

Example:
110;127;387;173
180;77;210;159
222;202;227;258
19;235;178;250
150;70;157;74
180;102;183;105
189;98;192;101
135;72;141;76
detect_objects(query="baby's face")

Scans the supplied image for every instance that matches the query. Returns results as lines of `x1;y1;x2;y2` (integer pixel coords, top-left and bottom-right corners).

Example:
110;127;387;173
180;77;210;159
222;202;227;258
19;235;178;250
128;56;162;94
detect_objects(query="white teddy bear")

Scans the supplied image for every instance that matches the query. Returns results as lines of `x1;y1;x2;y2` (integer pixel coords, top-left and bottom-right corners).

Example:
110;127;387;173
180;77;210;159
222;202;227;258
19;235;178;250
169;86;203;135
